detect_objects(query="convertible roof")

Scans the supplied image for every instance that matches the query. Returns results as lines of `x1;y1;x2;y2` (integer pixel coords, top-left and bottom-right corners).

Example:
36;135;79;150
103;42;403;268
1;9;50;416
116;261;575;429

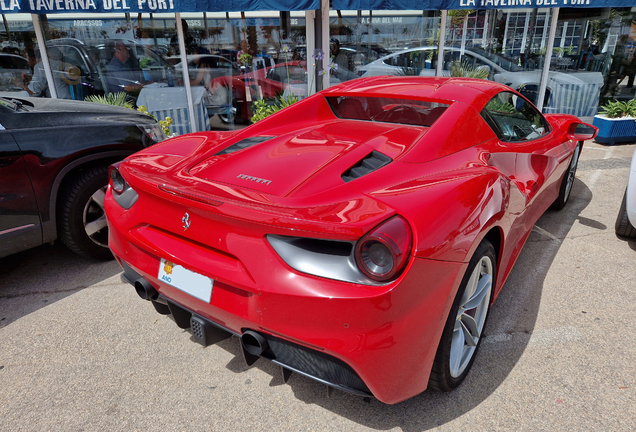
322;76;509;109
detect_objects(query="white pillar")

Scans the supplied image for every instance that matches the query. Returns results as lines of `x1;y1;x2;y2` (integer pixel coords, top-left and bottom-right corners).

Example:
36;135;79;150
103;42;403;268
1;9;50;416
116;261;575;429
32;14;57;99
436;10;447;77
306;9;316;95
321;0;330;90
176;14;197;134
537;8;559;113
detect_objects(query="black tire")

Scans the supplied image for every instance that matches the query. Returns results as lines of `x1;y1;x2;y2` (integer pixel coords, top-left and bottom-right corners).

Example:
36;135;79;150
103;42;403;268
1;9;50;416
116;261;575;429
58;165;113;260
615;188;636;238
551;142;581;210
428;239;496;392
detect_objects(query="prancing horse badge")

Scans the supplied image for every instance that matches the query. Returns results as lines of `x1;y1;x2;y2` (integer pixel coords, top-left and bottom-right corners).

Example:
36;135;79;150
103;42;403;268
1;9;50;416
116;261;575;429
182;212;191;231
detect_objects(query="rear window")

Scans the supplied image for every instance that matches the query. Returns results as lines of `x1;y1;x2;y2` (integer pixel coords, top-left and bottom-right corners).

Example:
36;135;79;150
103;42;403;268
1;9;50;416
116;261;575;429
326;96;449;127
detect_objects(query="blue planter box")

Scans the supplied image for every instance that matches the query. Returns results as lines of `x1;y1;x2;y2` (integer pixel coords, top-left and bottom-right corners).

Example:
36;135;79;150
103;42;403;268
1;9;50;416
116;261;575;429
593;115;636;145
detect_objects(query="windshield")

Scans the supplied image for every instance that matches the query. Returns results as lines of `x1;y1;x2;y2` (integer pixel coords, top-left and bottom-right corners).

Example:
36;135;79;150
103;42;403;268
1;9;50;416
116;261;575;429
327;96;449;127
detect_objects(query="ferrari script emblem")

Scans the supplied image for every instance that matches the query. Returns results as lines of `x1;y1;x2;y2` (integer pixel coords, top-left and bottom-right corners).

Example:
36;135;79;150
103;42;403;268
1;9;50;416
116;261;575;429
182;213;191;231
237;174;272;185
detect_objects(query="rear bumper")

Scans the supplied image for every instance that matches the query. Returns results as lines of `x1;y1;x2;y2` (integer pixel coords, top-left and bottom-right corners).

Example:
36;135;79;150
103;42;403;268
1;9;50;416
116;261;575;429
121;262;372;396
106;190;467;404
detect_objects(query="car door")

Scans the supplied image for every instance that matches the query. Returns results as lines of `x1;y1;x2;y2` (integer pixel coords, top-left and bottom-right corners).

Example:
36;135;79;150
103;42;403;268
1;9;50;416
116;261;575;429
0;117;42;258
481;91;568;228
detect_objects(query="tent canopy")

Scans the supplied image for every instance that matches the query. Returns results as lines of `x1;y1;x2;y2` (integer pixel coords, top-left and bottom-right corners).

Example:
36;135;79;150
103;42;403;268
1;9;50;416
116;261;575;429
332;0;635;10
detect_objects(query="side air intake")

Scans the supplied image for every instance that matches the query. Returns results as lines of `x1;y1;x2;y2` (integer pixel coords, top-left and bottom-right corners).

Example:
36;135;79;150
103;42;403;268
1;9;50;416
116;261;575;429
341;151;392;183
214;136;276;156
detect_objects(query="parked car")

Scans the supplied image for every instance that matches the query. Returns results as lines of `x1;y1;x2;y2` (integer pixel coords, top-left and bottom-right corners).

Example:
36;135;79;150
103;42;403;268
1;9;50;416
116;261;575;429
0;96;166;260
0;53;31;96
105;77;597;403
45;38;175;100
208;61;340;123
207;61;308;123
172;54;241;81
358;46;604;117
615;147;636;237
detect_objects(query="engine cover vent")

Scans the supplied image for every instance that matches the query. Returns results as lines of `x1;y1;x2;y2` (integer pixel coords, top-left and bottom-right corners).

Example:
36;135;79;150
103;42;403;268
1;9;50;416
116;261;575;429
214;136;276;156
341;151;392;183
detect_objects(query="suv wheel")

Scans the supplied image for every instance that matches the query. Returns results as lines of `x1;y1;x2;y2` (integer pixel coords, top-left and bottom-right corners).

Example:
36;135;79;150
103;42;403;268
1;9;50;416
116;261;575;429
59;165;113;260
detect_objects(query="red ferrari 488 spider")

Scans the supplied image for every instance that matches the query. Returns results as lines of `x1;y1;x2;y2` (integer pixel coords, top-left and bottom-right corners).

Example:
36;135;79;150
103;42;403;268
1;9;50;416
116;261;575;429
105;77;596;404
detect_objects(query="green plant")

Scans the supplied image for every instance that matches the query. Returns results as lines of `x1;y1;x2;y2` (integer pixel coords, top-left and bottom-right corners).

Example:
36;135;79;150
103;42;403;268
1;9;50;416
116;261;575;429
238;52;253;67
84;92;134;109
137;105;173;135
486;98;516;113
451;59;490;79
251;94;299;123
139;57;156;69
598;99;636;119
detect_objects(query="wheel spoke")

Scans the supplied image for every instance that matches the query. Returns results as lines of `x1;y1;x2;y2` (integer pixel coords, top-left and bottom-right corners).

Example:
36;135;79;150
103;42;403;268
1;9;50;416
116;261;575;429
85;215;108;237
459;313;479;345
450;324;466;377
90;188;106;211
463;274;492;311
461;266;480;306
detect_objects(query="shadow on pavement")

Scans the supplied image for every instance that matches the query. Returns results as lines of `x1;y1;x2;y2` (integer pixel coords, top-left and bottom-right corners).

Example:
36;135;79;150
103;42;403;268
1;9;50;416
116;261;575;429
0;242;121;327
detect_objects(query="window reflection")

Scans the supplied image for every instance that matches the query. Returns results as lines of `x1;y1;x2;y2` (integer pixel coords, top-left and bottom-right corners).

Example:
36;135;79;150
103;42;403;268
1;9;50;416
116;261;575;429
0;14;37;97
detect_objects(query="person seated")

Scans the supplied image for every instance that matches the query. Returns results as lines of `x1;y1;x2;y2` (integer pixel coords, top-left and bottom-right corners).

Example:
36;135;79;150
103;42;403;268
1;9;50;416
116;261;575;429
189;57;214;89
14;47;71;99
105;41;147;96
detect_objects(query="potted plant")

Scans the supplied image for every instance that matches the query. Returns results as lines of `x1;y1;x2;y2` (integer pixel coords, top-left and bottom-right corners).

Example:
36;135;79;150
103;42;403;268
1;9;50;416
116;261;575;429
593;99;636;145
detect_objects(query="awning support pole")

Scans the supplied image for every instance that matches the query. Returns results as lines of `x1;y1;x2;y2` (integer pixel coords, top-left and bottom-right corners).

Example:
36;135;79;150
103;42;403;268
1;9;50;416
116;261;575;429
176;14;197;134
32;14;58;99
436;10;448;77
537;8;560;113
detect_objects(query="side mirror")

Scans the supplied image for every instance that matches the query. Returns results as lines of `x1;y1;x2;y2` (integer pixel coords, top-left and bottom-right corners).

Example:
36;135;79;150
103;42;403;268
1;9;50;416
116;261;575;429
567;122;597;141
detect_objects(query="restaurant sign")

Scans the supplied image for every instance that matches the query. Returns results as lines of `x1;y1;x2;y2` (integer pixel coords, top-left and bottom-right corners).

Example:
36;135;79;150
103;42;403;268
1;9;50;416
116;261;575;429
333;0;636;10
0;0;319;14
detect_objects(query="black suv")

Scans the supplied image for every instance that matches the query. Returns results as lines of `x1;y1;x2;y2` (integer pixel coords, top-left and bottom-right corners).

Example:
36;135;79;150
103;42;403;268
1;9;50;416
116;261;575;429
0;96;166;260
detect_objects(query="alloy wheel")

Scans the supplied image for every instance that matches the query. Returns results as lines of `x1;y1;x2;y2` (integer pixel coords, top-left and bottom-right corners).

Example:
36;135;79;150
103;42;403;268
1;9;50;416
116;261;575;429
450;255;493;378
83;186;108;247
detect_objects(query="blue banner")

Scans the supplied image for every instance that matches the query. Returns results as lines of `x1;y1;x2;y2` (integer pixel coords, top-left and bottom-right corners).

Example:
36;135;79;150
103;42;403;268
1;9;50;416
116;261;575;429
333;0;634;10
0;0;319;14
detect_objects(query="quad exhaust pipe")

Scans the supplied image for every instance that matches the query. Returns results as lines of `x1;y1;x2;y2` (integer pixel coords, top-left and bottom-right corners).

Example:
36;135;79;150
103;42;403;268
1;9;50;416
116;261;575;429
134;277;158;300
241;330;269;366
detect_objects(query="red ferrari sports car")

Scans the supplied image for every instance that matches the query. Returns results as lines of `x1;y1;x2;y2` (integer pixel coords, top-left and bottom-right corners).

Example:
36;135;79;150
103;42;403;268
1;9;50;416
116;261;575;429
105;77;596;404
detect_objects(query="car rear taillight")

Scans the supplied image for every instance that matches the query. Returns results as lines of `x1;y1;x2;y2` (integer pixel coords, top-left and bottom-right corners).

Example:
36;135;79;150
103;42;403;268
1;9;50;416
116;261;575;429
355;216;412;282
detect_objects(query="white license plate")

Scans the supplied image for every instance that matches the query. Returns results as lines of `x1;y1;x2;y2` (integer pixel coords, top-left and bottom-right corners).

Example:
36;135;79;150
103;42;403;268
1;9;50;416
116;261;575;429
158;258;213;303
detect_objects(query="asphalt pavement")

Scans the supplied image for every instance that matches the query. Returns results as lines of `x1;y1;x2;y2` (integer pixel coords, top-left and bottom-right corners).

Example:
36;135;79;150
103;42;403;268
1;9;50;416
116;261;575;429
1;140;635;431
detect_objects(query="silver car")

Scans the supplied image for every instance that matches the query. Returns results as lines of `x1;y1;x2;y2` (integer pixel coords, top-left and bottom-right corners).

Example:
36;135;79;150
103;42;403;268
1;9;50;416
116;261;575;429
615;147;636;238
358;46;604;118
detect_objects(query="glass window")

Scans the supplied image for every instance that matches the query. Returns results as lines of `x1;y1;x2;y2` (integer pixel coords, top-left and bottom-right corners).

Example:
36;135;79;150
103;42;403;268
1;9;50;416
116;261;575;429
327;95;449;127
330;11;442;81
481;91;548;142
35;14;177;103
0;15;38;98
443;9;556;109
177;11;308;127
552;8;636;119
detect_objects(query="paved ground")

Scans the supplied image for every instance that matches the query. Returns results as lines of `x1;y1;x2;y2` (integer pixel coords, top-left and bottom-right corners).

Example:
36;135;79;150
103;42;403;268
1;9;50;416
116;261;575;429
1;140;635;431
